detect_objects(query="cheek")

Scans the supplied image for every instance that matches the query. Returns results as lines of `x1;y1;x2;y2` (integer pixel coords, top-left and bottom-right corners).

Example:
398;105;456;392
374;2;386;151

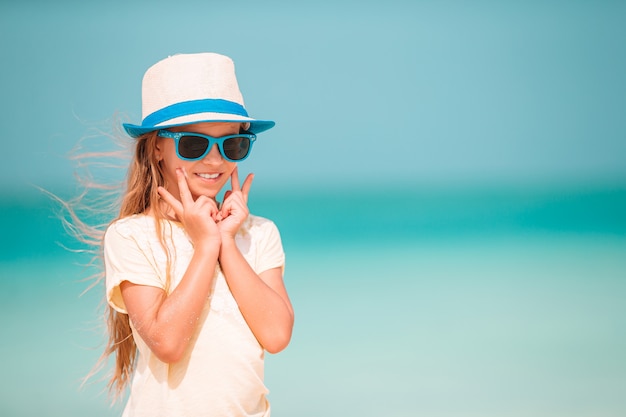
160;140;185;168
211;162;237;190
155;137;169;160
160;150;191;183
222;162;237;180
225;161;237;173
160;139;177;160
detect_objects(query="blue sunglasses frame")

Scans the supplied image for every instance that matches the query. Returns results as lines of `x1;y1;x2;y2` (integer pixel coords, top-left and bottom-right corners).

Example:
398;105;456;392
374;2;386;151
157;129;256;162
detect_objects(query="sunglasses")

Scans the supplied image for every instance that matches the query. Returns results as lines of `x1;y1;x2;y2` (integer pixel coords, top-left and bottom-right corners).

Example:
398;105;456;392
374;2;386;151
157;129;256;162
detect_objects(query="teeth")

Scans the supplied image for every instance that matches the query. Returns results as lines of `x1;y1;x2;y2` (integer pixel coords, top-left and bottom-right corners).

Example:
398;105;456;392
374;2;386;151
197;173;219;179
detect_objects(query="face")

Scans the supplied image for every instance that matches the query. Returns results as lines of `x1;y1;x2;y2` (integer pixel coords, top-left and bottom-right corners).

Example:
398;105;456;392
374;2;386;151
155;122;241;200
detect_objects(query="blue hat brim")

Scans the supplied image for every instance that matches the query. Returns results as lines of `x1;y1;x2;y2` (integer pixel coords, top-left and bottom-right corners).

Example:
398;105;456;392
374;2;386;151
123;119;275;138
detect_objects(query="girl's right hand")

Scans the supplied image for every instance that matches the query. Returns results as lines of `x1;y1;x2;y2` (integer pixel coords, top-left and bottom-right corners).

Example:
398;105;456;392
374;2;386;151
157;168;221;250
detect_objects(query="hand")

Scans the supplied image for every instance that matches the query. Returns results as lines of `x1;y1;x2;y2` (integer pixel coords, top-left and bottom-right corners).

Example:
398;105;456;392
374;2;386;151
158;168;221;250
218;167;253;239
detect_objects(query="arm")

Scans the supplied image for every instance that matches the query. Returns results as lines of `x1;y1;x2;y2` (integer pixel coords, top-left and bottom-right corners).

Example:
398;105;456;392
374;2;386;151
218;168;294;353
120;168;222;363
120;243;219;363
219;239;294;353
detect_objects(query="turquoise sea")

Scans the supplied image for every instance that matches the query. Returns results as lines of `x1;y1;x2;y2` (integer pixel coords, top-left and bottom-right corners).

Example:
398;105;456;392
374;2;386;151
1;183;625;417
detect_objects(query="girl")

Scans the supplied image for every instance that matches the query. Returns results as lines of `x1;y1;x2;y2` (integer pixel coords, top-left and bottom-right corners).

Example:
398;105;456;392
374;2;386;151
100;53;293;416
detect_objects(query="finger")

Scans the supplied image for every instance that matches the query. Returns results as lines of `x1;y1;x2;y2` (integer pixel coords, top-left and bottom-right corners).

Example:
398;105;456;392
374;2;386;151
176;168;195;206
219;191;233;218
241;173;254;204
207;197;220;217
195;194;218;209
157;186;183;218
222;190;232;205
195;195;219;218
230;166;241;192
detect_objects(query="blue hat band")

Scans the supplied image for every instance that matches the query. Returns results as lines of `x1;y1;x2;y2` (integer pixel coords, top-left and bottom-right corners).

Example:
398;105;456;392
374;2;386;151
142;98;249;127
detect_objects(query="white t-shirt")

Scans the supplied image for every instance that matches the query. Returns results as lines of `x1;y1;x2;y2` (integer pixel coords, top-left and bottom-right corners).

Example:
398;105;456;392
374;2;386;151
104;213;285;417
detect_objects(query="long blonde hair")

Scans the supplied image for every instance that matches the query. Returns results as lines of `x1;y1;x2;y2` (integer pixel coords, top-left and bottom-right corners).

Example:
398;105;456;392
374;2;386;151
66;127;171;400
102;130;171;398
72;122;247;399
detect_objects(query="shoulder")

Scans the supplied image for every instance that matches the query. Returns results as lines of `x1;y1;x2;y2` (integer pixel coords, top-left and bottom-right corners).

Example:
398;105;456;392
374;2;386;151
242;214;281;236
240;214;284;254
239;214;285;271
104;214;154;242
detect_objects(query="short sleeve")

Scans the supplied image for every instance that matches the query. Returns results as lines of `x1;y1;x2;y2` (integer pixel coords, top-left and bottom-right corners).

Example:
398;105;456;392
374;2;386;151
104;221;165;313
255;220;286;275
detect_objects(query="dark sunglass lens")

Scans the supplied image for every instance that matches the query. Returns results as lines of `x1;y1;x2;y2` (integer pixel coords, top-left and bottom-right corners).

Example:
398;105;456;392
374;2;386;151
223;136;251;160
178;135;209;159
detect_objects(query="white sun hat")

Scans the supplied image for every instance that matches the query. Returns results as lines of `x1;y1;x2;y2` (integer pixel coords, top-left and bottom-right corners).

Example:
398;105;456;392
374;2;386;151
123;52;275;137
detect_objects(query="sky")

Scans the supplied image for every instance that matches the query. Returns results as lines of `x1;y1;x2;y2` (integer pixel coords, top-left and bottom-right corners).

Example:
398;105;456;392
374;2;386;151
1;0;625;193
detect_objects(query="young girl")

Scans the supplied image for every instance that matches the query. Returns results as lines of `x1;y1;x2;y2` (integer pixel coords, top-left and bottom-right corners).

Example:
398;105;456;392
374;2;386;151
100;52;293;416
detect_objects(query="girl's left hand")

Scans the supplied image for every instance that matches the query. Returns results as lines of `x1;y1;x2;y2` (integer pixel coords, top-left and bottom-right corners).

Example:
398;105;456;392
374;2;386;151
218;167;253;239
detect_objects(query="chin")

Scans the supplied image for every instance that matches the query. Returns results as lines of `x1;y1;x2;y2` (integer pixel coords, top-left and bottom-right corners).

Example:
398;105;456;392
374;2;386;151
195;183;226;199
192;189;219;200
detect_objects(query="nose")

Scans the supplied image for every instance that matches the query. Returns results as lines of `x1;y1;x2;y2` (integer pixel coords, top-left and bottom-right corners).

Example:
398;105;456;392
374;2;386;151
202;144;223;163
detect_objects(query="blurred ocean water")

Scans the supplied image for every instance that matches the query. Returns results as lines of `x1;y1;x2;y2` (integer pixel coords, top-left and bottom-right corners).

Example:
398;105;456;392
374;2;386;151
1;184;625;417
2;1;626;415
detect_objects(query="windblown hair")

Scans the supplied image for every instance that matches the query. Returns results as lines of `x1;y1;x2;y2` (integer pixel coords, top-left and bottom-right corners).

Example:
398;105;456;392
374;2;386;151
64;125;172;400
100;130;173;399
68;121;250;400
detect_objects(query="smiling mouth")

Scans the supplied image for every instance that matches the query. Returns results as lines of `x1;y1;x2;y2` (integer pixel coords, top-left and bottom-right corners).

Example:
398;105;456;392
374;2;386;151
196;173;220;180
